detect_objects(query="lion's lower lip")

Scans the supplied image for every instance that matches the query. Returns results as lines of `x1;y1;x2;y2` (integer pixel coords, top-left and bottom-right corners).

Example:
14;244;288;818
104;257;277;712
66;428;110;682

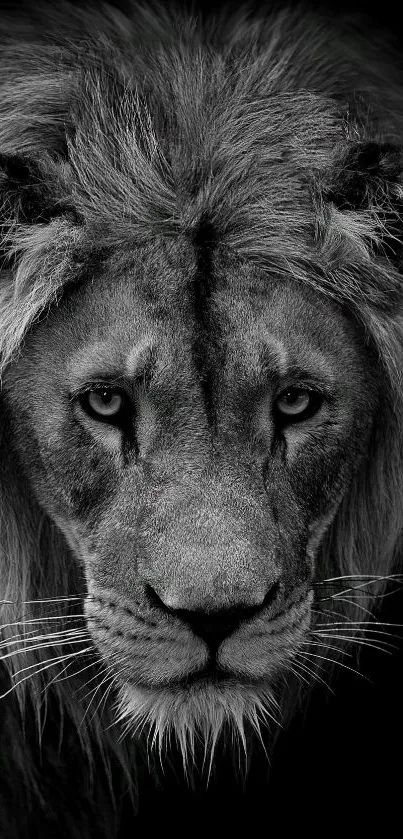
144;664;268;690
176;665;229;687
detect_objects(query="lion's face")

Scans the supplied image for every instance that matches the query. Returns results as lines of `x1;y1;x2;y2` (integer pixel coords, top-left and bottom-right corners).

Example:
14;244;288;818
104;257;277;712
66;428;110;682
3;236;379;740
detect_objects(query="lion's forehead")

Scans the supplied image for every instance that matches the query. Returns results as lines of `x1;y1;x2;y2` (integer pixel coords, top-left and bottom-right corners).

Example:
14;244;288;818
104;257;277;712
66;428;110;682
36;240;366;398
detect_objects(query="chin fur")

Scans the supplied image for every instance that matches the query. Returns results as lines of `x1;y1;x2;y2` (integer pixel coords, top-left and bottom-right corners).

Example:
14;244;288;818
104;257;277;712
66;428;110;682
116;679;281;774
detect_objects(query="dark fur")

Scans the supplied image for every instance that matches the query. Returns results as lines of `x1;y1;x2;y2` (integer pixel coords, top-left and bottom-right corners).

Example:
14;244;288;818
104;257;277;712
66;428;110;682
1;2;403;836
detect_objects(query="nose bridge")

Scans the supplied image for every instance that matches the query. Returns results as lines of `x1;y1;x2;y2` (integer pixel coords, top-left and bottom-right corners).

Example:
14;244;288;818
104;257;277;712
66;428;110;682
138;459;280;613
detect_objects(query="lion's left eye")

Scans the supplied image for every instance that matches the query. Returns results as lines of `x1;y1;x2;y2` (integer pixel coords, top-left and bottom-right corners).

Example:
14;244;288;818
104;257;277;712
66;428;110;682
275;388;323;423
79;388;126;424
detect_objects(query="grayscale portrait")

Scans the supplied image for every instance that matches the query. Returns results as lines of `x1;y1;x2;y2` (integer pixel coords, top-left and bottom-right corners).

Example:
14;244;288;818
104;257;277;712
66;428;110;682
1;0;402;835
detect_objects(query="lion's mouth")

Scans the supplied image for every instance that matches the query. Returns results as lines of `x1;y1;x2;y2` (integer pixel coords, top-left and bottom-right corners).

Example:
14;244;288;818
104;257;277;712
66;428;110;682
86;587;313;696
153;662;263;690
98;593;314;748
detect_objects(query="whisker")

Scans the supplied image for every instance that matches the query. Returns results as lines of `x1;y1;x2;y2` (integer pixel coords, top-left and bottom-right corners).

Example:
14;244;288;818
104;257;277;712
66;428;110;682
0;597;83;606
312;625;402;642
316;595;379;617
287;663;310;687
316;574;403;584
87;673;117;725
332;585;384;599
81;671;114;727
0;629;88;650
313;629;395;645
0;648;93;700
89;677;117;725
331;582;403;599
76;667;107;701
0;616;87;634
52;660;97;686
311;606;351;622
291;660;328;688
1;623;83;640
288;657;319;685
312;633;395;654
290;653;334;692
1;637;91;666
299;640;352;654
299;644;352;658
44;658;81;691
295;651;366;679
314;620;403;629
76;663;122;727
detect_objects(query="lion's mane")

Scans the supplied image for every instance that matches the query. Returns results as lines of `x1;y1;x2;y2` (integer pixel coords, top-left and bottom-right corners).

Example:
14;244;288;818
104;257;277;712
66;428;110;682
1;1;403;835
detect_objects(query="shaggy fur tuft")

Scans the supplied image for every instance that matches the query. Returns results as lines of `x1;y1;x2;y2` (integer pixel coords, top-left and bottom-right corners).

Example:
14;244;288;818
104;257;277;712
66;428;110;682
116;681;277;777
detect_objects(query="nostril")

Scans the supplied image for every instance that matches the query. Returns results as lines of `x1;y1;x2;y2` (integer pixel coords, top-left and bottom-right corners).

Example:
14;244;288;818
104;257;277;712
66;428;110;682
176;609;242;648
144;580;282;649
261;580;281;612
145;585;241;636
144;584;172;614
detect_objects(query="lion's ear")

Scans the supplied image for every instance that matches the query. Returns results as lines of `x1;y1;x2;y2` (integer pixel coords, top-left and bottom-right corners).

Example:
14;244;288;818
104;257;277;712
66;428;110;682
0;153;83;377
0;152;79;232
0;153;46;225
324;141;403;266
327;142;403;210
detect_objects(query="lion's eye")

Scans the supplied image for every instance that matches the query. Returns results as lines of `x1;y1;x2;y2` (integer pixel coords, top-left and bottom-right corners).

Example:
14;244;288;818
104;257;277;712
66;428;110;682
275;388;322;423
79;388;126;424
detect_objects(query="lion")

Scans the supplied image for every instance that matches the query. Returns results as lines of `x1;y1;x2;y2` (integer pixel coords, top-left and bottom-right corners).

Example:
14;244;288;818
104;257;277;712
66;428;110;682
1;0;403;834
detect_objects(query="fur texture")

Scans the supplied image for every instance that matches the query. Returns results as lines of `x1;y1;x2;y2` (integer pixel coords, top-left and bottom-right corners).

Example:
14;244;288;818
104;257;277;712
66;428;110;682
1;2;403;835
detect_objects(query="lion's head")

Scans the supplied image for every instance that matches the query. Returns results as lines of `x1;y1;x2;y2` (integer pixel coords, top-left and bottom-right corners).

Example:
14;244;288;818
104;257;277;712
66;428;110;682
1;1;403;780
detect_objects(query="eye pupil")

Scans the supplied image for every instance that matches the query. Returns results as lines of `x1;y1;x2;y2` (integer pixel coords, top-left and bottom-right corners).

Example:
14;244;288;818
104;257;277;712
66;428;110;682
99;390;112;404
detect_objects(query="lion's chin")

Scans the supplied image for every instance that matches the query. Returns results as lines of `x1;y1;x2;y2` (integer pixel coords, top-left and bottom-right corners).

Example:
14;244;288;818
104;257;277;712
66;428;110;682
115;677;280;770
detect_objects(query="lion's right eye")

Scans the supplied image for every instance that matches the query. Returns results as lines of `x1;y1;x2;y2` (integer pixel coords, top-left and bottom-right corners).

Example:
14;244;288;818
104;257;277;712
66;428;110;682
78;388;128;426
274;387;324;425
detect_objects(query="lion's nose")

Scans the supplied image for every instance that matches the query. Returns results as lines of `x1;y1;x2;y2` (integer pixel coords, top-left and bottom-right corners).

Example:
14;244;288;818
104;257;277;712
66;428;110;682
175;607;249;647
146;583;280;650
